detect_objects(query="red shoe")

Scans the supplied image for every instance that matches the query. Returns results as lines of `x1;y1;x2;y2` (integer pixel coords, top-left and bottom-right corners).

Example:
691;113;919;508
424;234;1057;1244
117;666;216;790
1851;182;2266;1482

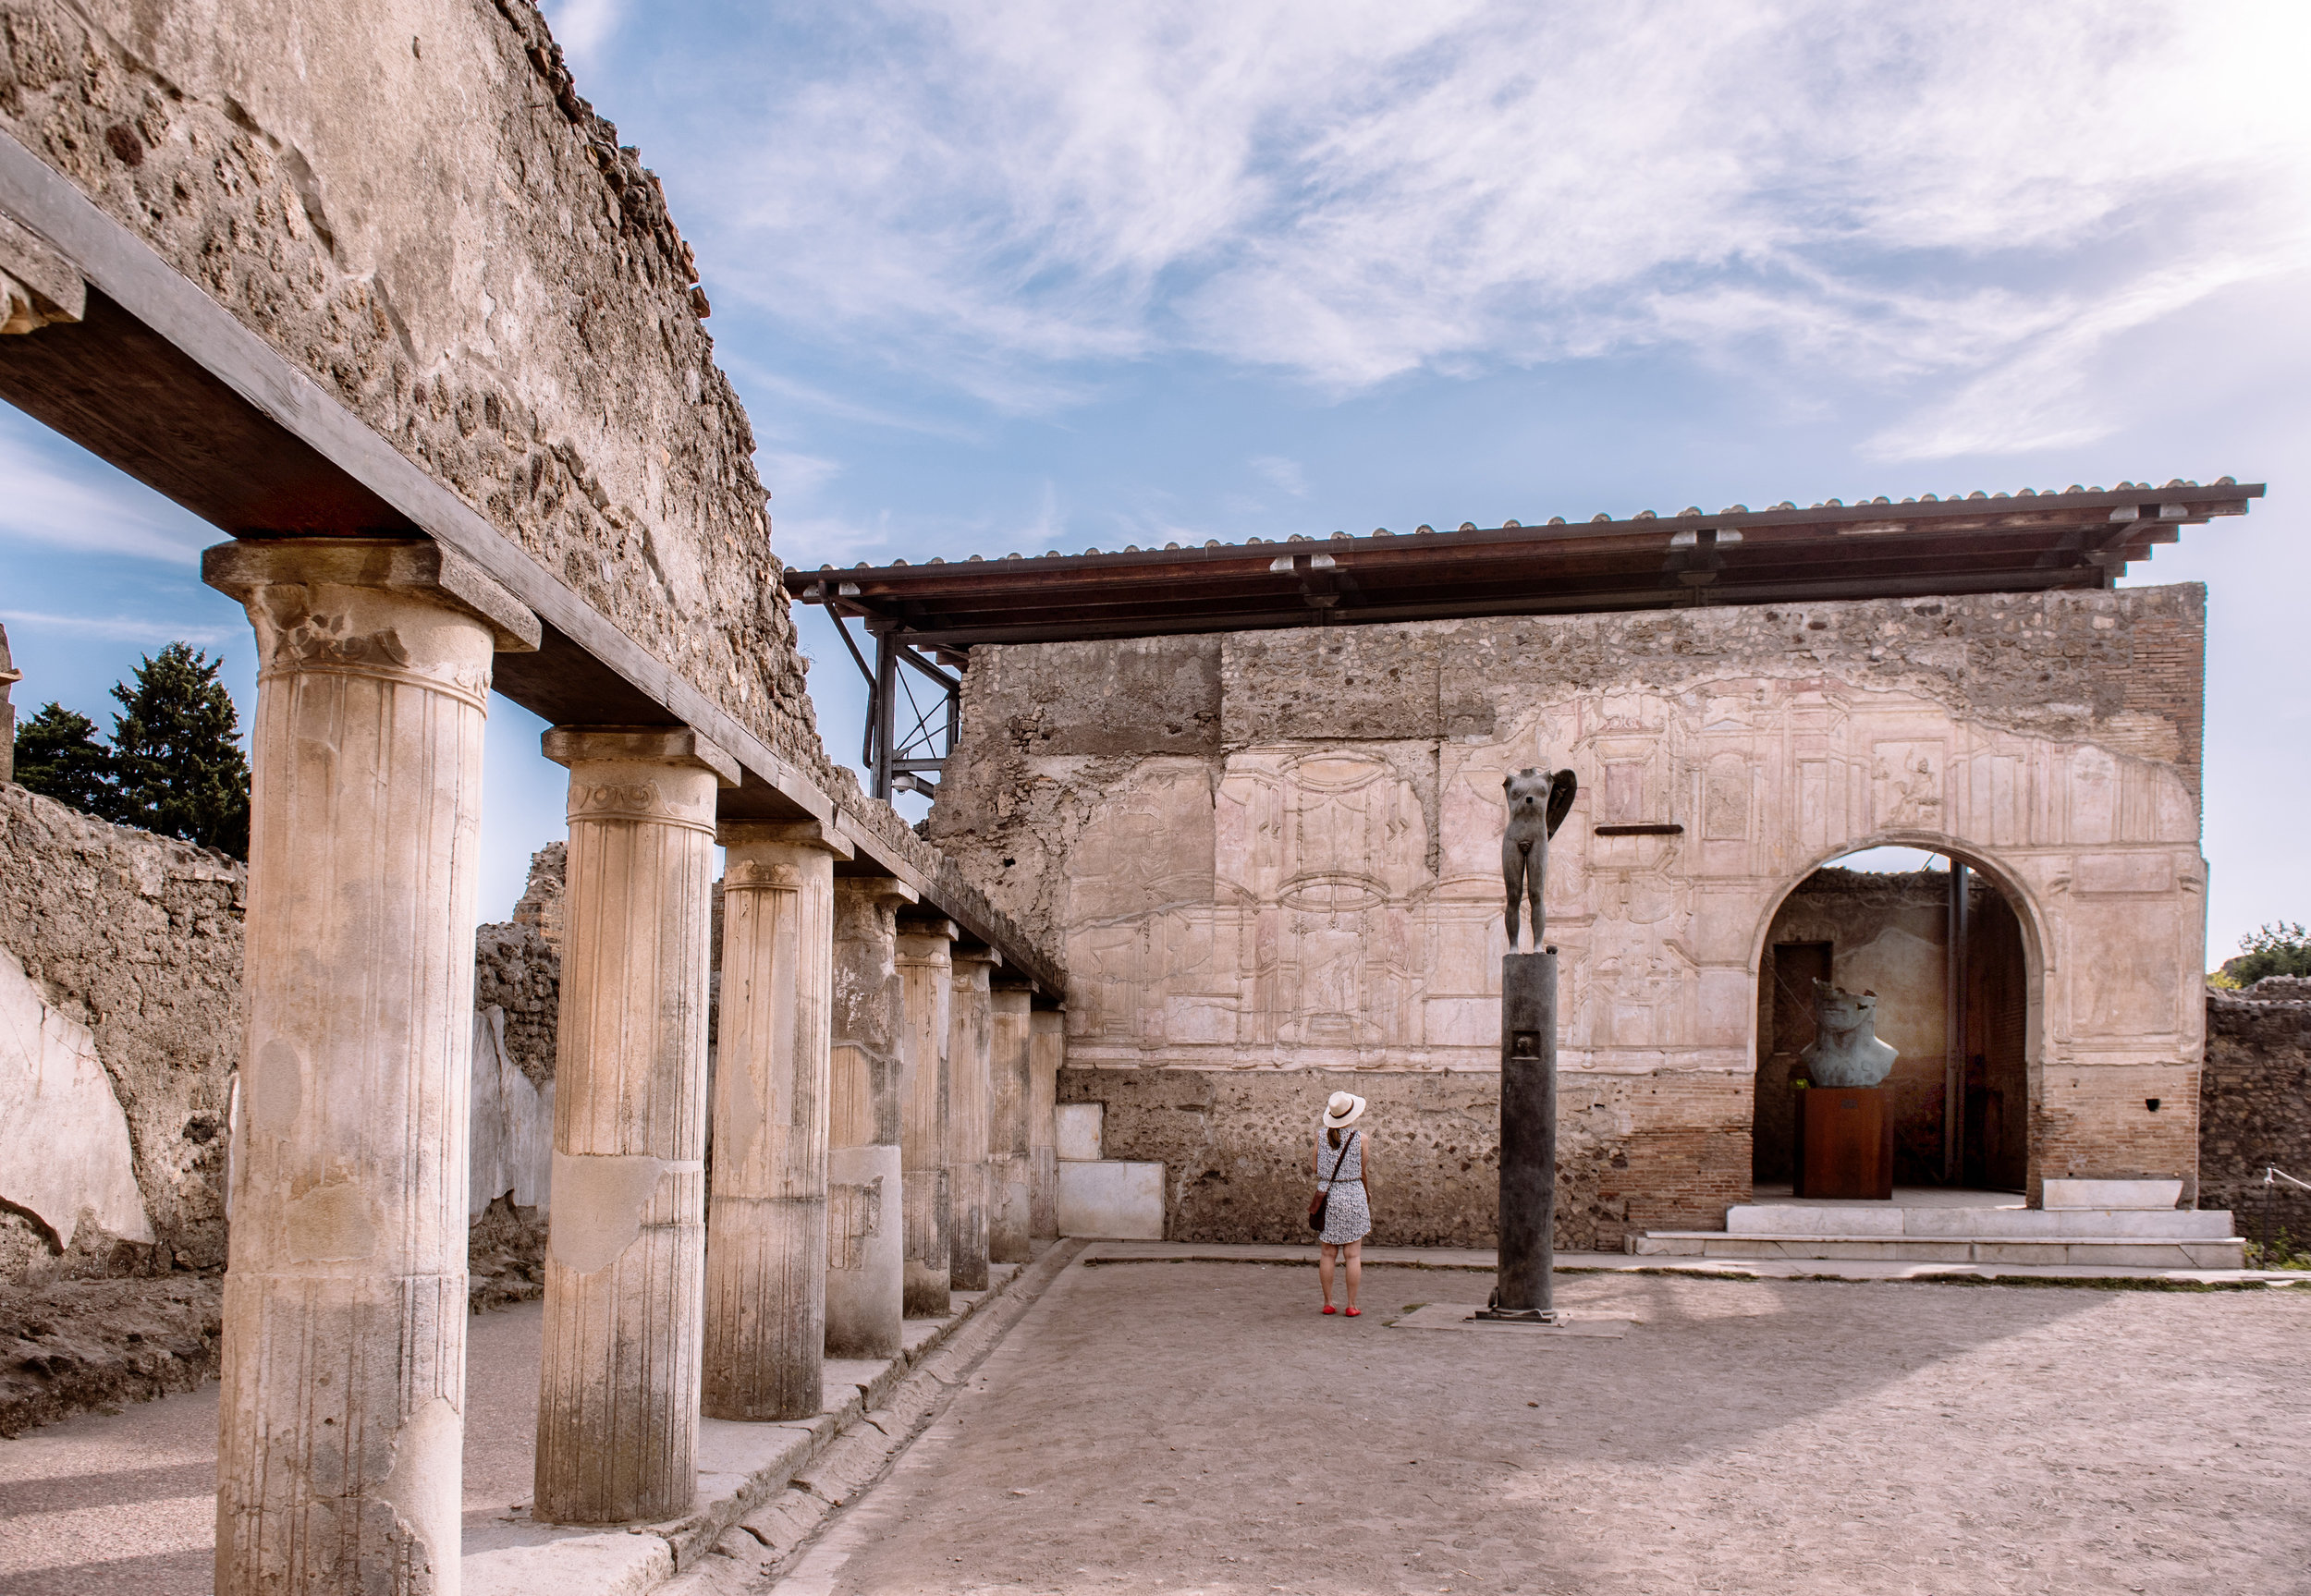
1344;1308;1362;1317
1322;1304;1338;1314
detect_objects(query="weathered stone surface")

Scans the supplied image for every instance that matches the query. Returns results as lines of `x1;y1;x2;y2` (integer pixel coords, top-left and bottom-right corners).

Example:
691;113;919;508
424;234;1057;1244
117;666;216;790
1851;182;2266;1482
0;1272;221;1437
2201;981;2311;1247
0;940;153;1251
0;784;239;1283
936;586;2210;1242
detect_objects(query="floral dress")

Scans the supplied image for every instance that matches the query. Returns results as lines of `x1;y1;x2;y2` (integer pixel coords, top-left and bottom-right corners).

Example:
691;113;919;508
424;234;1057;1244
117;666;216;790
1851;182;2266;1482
1316;1130;1369;1245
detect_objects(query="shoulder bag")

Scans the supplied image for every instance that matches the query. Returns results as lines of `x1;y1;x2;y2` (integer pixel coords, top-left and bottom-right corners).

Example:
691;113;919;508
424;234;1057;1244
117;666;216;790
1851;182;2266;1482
1307;1130;1358;1232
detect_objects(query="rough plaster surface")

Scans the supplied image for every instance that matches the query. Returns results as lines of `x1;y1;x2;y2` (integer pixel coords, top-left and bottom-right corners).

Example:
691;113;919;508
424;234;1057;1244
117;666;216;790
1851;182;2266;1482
788;1261;2309;1596
935;587;2209;1240
0;784;239;1283
0;940;153;1250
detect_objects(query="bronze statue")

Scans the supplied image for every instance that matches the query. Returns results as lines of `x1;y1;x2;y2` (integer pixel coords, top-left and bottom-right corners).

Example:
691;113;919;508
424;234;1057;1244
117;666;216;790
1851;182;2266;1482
1502;766;1577;950
1799;980;1898;1087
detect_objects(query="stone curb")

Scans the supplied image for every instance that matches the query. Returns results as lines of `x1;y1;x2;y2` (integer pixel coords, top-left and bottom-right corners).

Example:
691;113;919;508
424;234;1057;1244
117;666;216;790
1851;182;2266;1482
1071;1241;2311;1288
463;1239;1084;1596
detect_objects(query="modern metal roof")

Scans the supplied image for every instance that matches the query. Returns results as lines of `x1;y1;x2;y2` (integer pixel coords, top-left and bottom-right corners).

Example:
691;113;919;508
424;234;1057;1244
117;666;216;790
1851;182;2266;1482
785;479;2262;650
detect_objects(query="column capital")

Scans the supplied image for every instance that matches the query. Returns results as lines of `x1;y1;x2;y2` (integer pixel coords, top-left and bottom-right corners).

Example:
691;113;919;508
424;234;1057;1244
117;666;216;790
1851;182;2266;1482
543;725;741;786
951;944;1004;971
897;916;960;943
718;817;857;860
202;537;540;652
837;875;920;908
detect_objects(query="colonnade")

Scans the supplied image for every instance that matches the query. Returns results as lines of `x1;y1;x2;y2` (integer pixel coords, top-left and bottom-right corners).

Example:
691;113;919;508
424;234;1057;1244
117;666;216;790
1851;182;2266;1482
202;541;1060;1594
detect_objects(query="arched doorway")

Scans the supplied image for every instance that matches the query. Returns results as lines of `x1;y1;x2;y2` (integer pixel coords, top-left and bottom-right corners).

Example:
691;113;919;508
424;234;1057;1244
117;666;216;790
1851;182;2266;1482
1753;845;2031;1194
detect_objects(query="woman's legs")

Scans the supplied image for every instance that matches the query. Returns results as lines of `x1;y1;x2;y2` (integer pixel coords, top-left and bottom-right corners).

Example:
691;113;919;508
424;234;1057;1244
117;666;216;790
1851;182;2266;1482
1318;1242;1337;1306
1343;1240;1362;1310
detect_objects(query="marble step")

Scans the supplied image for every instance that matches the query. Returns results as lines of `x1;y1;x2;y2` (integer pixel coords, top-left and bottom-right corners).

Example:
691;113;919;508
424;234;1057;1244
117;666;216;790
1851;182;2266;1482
1724;1204;2238;1240
1632;1233;2247;1267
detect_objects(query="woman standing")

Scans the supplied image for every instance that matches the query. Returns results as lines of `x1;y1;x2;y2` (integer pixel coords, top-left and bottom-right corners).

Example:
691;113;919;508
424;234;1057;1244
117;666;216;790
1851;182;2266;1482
1313;1091;1373;1315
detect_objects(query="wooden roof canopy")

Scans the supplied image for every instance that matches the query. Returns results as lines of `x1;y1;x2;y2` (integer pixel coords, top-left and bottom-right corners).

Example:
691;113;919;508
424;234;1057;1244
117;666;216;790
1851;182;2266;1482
785;479;2262;650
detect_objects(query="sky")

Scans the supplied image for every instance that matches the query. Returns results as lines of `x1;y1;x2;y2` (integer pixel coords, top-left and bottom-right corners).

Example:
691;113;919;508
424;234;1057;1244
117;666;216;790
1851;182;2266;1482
3;0;2307;955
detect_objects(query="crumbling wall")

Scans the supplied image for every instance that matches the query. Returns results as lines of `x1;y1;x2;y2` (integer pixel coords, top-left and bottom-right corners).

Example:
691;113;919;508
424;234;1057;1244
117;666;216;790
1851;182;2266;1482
0;783;240;1284
934;585;2207;1241
2202;981;2311;1248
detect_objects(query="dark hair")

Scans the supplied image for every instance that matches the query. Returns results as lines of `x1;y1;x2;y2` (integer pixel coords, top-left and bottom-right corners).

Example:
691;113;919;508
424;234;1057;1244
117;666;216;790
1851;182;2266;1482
1327;1127;1342;1149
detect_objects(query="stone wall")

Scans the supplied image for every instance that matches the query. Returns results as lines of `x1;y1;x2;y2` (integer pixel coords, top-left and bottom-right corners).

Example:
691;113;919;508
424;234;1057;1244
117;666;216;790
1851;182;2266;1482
0;783;240;1283
933;585;2209;1243
2201;980;2311;1248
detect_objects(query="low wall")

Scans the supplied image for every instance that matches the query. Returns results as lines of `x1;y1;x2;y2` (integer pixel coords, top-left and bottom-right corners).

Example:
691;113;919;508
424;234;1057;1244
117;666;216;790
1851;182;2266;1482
0;784;240;1283
2201;980;2311;1248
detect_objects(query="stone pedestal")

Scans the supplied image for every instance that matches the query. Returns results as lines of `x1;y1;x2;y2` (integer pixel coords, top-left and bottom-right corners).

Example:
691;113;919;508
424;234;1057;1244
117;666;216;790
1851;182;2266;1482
1495;951;1558;1316
1028;1008;1064;1240
1794;1086;1894;1200
703;820;849;1421
898;918;956;1317
988;985;1033;1263
825;877;915;1358
947;949;997;1291
534;726;737;1525
202;538;537;1596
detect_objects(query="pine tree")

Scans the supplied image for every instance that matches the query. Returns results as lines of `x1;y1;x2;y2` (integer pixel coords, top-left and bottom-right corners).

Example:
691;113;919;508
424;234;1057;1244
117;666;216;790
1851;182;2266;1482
12;702;121;818
109;642;251;859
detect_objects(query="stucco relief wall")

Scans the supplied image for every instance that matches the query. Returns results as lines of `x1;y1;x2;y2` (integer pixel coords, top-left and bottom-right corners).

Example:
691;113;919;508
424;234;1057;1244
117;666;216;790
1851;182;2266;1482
932;584;2209;1238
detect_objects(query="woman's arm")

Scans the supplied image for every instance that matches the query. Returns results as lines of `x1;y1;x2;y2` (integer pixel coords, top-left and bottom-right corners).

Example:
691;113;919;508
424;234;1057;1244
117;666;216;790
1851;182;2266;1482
1359;1137;1373;1198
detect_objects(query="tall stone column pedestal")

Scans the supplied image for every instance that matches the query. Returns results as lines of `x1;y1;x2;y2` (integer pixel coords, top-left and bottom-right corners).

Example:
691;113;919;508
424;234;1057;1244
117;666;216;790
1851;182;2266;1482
535;727;738;1525
947;949;997;1292
202;538;537;1596
988;985;1033;1263
1028;1008;1064;1241
1493;951;1558;1317
703;820;850;1421
825;877;915;1358
898;918;957;1317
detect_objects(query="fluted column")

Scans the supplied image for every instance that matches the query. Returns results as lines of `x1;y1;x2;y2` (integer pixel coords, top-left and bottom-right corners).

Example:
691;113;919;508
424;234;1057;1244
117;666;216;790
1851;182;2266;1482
947;949;997;1292
988;984;1033;1264
534;726;738;1524
898;918;957;1317
1029;1008;1064;1240
703;820;850;1421
202;538;538;1596
825;877;916;1358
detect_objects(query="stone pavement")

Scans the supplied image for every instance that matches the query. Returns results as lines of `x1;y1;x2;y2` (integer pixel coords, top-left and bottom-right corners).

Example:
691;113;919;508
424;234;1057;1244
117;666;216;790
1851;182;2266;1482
770;1257;2311;1596
0;1248;1073;1596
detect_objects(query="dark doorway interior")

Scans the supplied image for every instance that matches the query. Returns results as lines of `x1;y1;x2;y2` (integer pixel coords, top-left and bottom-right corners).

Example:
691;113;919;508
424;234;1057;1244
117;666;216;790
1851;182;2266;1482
1753;866;2027;1190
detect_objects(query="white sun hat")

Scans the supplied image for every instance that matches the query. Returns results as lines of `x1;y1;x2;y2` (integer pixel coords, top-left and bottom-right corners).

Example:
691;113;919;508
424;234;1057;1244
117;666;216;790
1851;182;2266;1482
1323;1091;1367;1129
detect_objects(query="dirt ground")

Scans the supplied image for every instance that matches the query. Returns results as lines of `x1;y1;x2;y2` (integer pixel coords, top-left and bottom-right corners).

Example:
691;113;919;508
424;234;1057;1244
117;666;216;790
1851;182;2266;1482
778;1261;2311;1596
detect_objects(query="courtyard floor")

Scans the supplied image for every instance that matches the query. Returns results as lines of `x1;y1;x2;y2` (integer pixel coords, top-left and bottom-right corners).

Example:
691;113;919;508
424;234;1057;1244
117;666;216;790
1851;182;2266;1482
1;1257;2304;1595
779;1261;2308;1596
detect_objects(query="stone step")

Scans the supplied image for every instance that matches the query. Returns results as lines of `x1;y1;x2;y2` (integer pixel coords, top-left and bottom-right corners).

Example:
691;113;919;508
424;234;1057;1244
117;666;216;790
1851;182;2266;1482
1724;1204;2238;1240
1632;1233;2247;1268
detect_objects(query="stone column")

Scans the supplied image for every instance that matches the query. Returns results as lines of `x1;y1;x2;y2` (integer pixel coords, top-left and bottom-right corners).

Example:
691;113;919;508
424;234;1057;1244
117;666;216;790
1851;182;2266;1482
703;820;850;1421
947;948;997;1292
988;984;1033;1264
1029;1008;1064;1240
535;726;738;1525
825;877;917;1358
202;538;538;1596
898;918;957;1317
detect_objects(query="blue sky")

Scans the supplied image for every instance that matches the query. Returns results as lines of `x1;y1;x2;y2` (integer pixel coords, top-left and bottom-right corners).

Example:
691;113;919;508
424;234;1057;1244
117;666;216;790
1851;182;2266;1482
4;0;2307;954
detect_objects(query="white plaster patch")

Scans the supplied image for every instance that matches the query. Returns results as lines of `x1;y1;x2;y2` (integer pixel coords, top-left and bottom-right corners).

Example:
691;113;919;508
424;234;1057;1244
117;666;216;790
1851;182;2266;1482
469;1006;553;1218
375;1394;461;1583
548;1152;670;1274
0;944;153;1249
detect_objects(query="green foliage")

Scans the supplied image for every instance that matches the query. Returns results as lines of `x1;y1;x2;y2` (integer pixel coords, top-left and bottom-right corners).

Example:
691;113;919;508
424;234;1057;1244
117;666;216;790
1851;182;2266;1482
8;644;250;859
2244;1230;2311;1271
13;701;121;818
2224;921;2311;987
108;643;251;859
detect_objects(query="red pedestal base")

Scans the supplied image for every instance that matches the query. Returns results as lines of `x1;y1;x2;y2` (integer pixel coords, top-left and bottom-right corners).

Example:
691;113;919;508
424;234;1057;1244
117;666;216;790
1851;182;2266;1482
1793;1086;1893;1200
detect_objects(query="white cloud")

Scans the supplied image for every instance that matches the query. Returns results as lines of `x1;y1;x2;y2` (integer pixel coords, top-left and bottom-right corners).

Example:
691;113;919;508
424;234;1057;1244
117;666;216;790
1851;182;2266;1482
674;0;2311;445
0;610;227;646
0;427;214;566
1250;456;1308;498
757;449;843;501
545;0;625;65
